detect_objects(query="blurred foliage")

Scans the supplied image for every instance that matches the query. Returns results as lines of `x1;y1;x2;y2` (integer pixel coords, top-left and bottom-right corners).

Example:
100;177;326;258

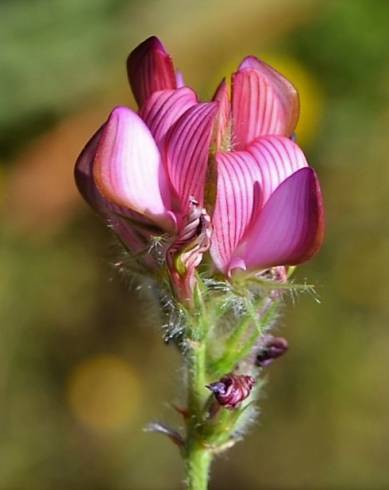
1;0;389;488
0;0;132;159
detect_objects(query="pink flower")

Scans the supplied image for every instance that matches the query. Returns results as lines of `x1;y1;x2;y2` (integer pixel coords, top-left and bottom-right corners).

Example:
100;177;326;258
75;36;324;284
75;37;217;273
210;56;324;275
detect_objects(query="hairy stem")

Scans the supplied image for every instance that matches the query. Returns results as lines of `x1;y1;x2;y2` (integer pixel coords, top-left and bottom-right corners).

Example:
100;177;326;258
182;287;280;489
184;284;213;490
185;440;211;490
185;341;212;489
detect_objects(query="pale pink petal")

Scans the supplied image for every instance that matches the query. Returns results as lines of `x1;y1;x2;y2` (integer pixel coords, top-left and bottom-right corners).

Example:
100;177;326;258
232;57;299;149
163;102;217;212
247;135;308;205
74;126;156;255
139;88;198;145
212;79;231;150
93;106;174;231
210;150;263;273
127;36;176;107
233;167;324;272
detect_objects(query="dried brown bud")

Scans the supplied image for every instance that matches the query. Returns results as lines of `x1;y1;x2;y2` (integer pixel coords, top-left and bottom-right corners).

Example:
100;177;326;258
207;374;255;409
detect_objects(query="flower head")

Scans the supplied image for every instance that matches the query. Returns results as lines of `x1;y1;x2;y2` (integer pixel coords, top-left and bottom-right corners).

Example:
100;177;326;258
210;57;324;275
75;36;324;292
75;37;217;276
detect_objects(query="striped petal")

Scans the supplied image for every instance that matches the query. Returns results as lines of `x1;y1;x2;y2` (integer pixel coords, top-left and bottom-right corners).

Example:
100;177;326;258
93;106;174;231
233;167;324;272
139;88;198;145
163;102;218;213
127;36;176;108
210;150;263;273
232;57;299;149
239;56;299;135
247;135;308;205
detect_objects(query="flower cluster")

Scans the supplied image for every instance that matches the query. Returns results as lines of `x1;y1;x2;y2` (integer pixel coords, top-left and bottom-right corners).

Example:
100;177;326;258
75;36;324;305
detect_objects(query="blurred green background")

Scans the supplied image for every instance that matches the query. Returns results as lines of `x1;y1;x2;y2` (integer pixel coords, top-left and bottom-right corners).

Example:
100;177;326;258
1;0;389;488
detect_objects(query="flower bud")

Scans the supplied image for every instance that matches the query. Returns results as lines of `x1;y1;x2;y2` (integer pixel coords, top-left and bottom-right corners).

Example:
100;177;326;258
207;374;255;409
167;198;212;304
255;335;288;367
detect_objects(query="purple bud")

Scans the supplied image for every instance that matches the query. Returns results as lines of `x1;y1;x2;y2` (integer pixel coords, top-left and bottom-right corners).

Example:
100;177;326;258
207;374;255;409
256;335;288;367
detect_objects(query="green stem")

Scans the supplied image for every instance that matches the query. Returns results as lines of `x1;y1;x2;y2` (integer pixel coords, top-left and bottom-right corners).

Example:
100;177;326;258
187;340;207;416
185;441;212;490
185;284;212;490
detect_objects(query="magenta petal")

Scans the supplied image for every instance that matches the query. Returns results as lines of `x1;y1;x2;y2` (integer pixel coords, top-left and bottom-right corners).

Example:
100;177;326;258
234;167;325;271
164;102;218;212
139;88;198;145
210;150;263;273
93;106;173;230
247;136;308;205
210;136;307;273
127;36;177;107
232;57;299;149
74;126;105;212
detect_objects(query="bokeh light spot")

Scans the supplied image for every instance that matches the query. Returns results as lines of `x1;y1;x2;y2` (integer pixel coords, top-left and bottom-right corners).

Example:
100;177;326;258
67;355;141;433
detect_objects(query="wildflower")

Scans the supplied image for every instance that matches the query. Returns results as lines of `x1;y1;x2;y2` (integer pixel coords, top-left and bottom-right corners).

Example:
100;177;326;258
75;36;324;286
210;57;324;275
75;37;217;277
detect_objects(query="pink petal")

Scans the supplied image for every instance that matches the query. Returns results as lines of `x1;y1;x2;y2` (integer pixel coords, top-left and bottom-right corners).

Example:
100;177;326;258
212;79;231;151
93;106;174;231
127;36;176;107
210;136;307;273
247;135;308;205
163;102;218;213
74;126;156;255
210;150;263;273
233;167;325;272
232;57;299;149
139;87;198;145
74;126;105;212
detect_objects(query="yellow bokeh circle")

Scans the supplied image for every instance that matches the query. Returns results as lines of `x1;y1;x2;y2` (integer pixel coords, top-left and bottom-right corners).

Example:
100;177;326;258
67;355;141;433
